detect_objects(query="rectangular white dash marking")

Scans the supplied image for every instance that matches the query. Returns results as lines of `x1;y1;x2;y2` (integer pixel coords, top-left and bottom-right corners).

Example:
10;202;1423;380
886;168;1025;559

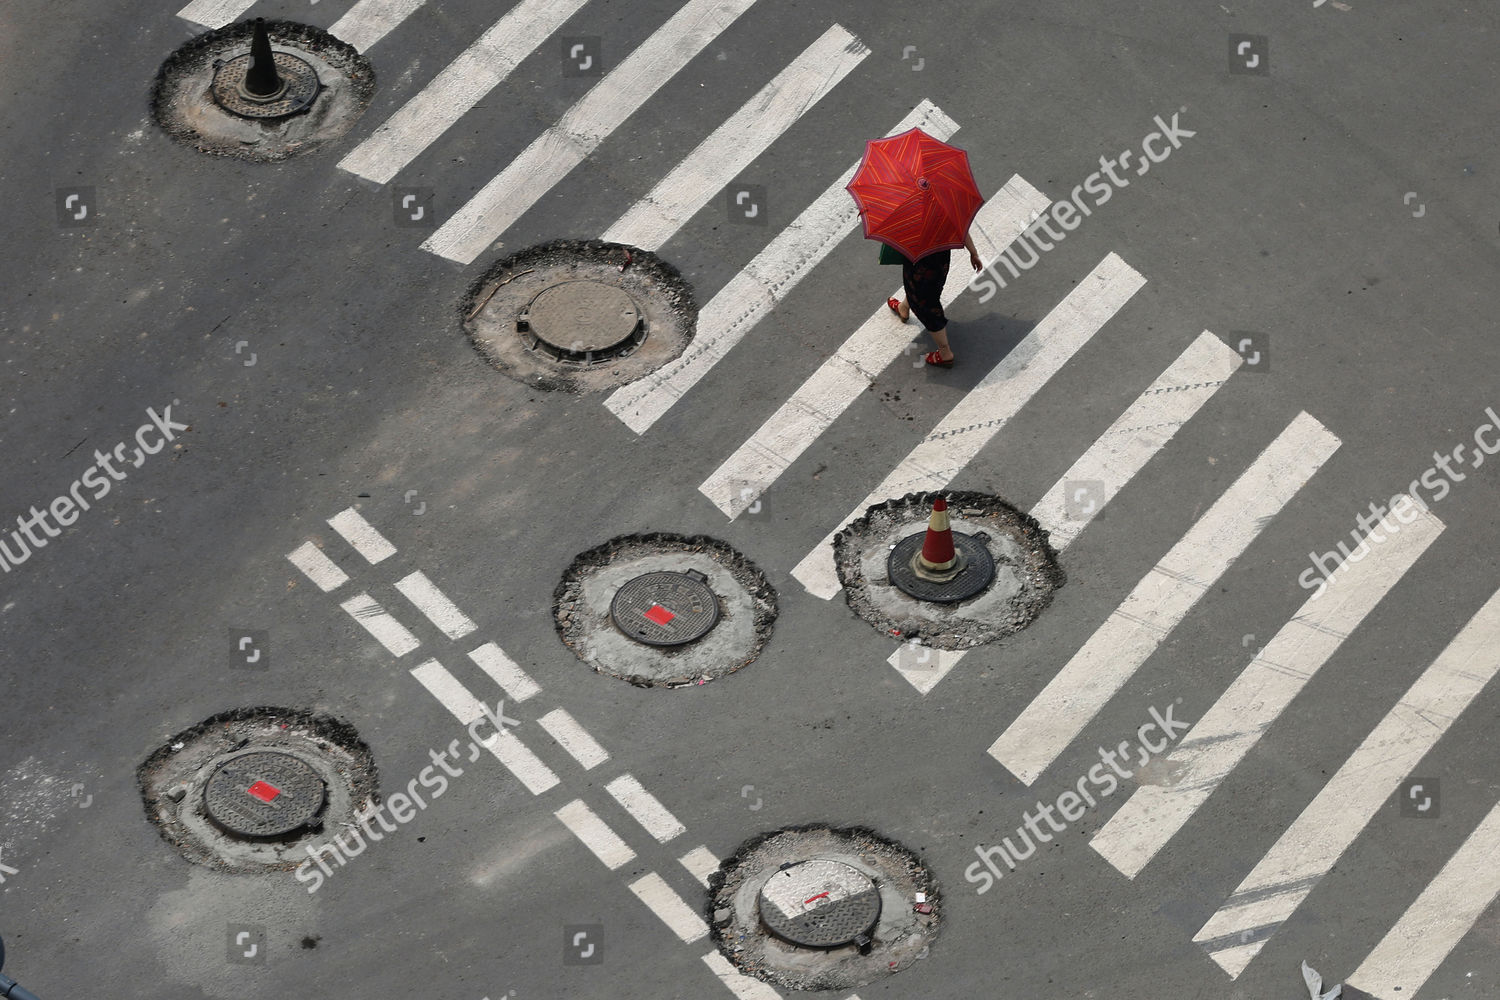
630;872;709;942
679;845;720;887
394;570;478;639
601;24;868;250
606;774;686;843
328;0;427;53
287;541;350;592
887;645;970;695
537;708;610;769
327;507;397;563
1030;330;1244;550
466;641;542;703
702;951;783;999
409;659;559;794
986;411;1341;786
341;593;421;656
1191;579;1500;979
338;0;592;184
702;174;1053;520
424;0;760;264
603;99;959;435
1091;499;1445;880
555;800;636;870
176;0;254;29
1347;797;1500;999
790;249;1141;600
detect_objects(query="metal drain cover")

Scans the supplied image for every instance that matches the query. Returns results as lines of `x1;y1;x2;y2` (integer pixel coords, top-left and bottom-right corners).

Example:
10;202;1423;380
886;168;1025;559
758;859;882;948
202;750;327;838
518;280;643;363
210;51;321;119
609;570;720;646
887;530;996;602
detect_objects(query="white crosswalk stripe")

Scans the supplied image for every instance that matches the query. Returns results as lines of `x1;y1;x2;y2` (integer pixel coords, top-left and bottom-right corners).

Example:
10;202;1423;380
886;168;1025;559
328;0;427;53
630;872;709;942
702;175;1052;520
409;658;559;794
1090;499;1445;880
176;0;253;28
986;411;1341;786
423;0;761;264
340;592;421;656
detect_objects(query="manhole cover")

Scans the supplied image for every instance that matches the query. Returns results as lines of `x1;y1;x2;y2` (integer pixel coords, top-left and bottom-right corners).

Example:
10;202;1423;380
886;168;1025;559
758;859;883;949
202;750;327;838
609;570;720;646
210;51;321;119
887;530;996;602
518;280;644;364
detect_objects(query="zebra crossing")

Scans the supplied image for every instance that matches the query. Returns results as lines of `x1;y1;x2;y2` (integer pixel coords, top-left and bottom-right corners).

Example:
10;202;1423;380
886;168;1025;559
183;0;1500;994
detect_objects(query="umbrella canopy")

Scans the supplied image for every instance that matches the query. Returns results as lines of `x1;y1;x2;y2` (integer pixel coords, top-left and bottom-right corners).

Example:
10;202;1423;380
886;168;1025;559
846;127;983;262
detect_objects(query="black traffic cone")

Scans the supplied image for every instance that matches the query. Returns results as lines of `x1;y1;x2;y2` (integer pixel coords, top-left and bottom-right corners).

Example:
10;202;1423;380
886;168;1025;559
243;18;283;98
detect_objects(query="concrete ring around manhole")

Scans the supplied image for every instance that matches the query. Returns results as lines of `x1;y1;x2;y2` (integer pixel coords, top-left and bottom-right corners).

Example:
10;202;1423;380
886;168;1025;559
136;706;380;876
460;239;698;394
708;825;940;992
553;533;777;688
832;490;1065;652
151;18;375;161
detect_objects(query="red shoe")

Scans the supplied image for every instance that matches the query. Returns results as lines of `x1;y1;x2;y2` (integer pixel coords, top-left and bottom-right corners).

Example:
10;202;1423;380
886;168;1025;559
887;298;909;323
924;351;954;368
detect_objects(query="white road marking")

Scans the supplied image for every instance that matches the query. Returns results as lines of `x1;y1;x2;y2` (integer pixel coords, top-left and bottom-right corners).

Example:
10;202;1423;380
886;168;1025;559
327;507;396;563
467;641;542;703
1347;796;1500;998
393;570;478;639
629;872;709;942
702;951;783;998
606;773;687;843
555;799;636;870
986;411;1341;786
603;99;959;435
424;0;760;264
790;250;1142;600
1192;579;1500;979
337;0;592;184
286;541;349;592
702;175;1053;520
340;593;421;656
886;646;968;695
600;23;868;250
679;845;720;887
536;708;610;769
176;0;253;29
1091;499;1445;880
409;658;559;794
328;0;426;52
1030;330;1243;549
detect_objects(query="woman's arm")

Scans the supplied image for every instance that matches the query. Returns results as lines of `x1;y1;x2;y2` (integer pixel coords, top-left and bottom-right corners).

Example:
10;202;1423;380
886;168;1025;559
964;232;981;271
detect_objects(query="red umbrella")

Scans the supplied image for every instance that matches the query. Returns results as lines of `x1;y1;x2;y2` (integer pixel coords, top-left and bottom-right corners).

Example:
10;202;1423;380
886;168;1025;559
846;127;983;262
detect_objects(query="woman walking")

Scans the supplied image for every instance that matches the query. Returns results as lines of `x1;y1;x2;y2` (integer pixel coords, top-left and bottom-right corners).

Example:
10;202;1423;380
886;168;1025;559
887;232;983;367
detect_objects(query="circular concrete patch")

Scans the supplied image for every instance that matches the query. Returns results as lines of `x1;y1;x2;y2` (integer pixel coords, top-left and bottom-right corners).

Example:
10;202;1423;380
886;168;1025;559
833;490;1065;650
461;240;697;394
136;706;378;874
151;19;374;161
709;825;940;991
553;533;777;688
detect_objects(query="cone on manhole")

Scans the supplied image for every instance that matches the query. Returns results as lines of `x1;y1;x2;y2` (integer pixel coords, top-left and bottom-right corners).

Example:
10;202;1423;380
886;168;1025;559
912;496;963;581
886;494;997;603
242;18;286;101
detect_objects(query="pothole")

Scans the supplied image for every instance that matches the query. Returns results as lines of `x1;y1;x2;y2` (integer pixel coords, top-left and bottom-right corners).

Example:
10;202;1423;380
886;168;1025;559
709;825;939;991
136;706;377;873
553;533;777;688
833;490;1065;650
461;239;697;394
151;18;375;161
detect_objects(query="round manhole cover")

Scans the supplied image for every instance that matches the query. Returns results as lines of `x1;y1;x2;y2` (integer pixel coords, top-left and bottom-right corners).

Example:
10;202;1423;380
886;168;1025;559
609;570;720;646
519;280;643;363
887;530;996;603
210;51;321;119
202;751;327;838
758;859;883;949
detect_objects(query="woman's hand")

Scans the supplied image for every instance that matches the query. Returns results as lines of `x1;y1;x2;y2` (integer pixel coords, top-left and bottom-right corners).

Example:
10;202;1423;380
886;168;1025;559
969;250;982;272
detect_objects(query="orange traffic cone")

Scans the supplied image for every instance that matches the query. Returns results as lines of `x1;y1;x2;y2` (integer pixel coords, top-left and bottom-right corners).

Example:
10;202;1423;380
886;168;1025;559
912;496;964;580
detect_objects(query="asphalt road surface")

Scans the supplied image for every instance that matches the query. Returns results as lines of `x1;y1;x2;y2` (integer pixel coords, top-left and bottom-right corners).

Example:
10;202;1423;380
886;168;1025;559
2;1;1499;998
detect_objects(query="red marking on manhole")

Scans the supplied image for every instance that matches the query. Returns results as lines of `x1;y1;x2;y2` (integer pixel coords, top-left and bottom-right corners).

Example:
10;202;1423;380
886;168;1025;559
643;604;675;626
804;891;830;905
246;780;281;803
